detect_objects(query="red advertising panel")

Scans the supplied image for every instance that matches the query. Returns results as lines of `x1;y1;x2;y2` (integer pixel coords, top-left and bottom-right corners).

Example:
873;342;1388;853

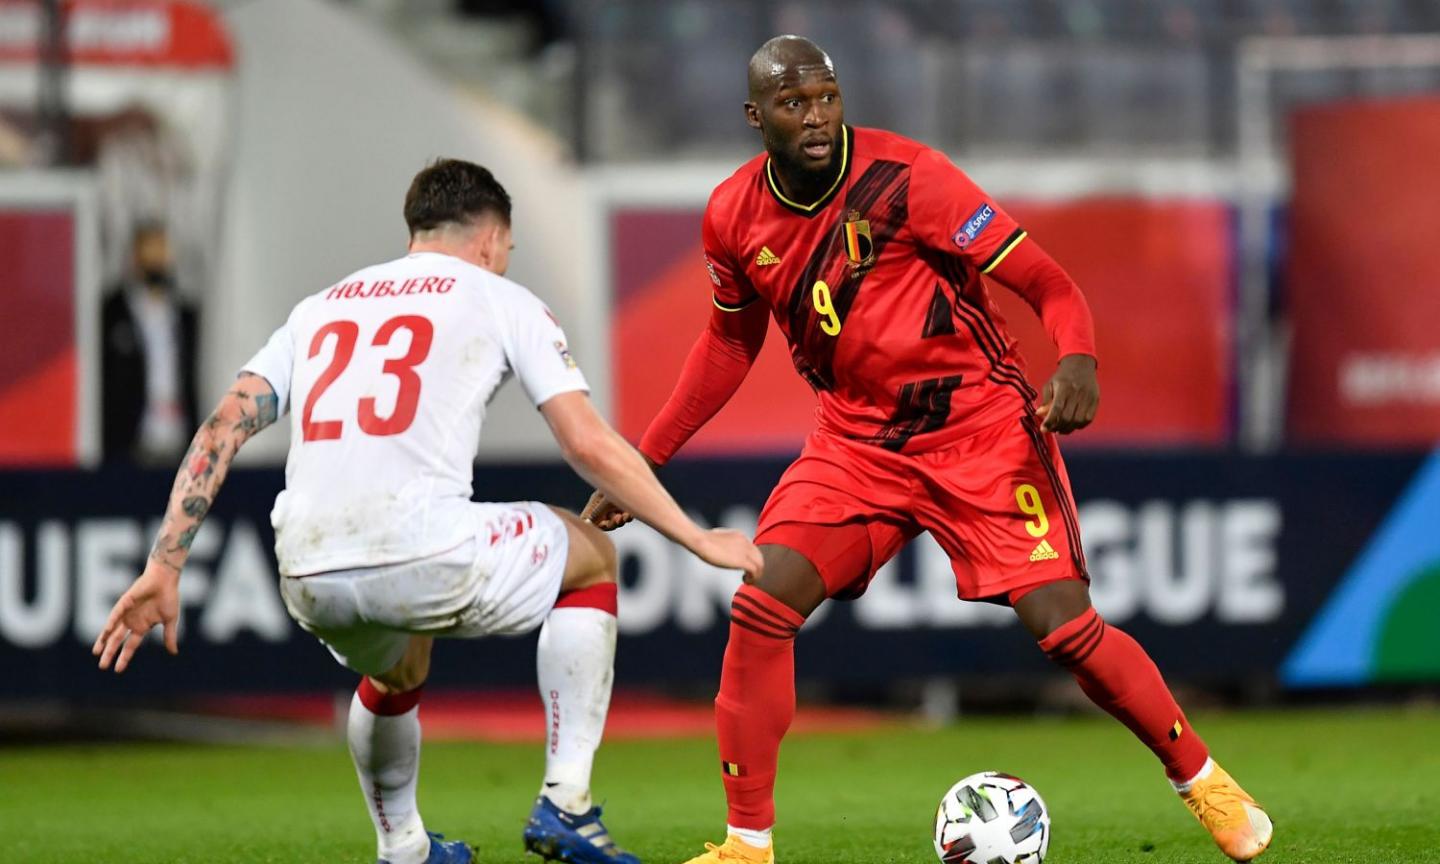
611;199;1233;454
1287;98;1440;446
612;210;818;456
0;210;78;466
0;0;233;70
996;199;1233;446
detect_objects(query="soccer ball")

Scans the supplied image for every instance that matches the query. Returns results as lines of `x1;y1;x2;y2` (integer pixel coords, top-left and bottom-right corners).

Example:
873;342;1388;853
933;771;1050;864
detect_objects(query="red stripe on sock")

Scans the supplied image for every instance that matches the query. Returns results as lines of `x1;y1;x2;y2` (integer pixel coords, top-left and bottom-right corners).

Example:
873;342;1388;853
730;614;796;641
731;595;801;640
1039;610;1209;782
1039;607;1100;659
1053;619;1107;667
554;582;618;615
717;585;807;829
357;677;423;716
733;584;806;630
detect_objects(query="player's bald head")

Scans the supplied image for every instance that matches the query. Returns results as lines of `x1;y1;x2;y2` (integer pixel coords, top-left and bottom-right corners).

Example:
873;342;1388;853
747;35;835;102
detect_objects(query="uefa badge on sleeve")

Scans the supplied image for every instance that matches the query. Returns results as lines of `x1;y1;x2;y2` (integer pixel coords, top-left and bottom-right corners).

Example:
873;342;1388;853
952;203;995;250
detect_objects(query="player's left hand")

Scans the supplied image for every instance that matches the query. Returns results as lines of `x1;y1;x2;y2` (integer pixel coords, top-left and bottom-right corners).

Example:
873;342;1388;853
581;489;634;531
93;566;181;673
1036;354;1099;434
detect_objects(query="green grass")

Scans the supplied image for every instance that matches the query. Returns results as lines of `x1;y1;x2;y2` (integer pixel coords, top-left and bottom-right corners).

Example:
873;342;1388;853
2;706;1437;863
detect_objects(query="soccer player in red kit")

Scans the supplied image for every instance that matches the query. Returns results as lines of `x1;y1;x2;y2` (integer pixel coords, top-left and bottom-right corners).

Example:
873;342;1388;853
584;36;1273;864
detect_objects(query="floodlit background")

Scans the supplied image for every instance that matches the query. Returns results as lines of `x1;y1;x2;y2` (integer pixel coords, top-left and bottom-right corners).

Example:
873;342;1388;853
0;1;1438;861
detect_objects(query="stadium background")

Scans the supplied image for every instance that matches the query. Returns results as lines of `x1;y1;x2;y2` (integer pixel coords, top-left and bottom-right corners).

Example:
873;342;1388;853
1;1;1438;862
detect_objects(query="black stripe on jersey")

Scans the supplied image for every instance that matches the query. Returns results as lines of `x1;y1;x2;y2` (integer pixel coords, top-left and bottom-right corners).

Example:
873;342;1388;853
782;159;908;327
979;227;1027;273
862;374;964;451
938;255;1004;356
922;283;956;338
1019;414;1089;578
949;305;1034;406
828;160;909;320
944;284;1037;403
937;254;1038;401
954;298;1038;402
781;159;911;391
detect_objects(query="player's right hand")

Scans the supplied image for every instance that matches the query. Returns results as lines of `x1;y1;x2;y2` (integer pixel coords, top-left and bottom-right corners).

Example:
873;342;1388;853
693;529;765;582
93;566;181;673
581;489;634;531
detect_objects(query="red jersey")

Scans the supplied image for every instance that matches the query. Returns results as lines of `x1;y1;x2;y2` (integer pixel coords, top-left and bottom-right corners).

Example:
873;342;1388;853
699;126;1093;453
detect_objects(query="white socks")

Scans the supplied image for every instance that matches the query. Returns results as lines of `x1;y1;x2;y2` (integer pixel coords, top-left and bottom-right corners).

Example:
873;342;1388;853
348;692;429;864
1172;756;1216;793
729;825;773;849
536;606;618;815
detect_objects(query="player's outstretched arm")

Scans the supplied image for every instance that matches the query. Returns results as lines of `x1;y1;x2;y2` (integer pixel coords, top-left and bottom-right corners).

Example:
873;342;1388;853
908;149;1098;433
543;391;763;580
986;239;1100;433
581;299;768;529
93;373;280;672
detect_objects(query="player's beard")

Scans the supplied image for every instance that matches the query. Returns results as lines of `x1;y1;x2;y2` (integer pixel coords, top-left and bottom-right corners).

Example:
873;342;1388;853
766;130;839;201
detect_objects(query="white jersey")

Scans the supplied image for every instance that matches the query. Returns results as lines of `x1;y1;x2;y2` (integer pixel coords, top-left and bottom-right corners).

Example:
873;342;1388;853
242;251;588;576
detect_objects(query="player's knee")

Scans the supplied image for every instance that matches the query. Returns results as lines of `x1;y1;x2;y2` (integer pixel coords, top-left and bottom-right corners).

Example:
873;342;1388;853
373;638;432;692
563;515;618;590
1012;579;1093;641
749;546;827;618
589;528;618;585
576;516;617;582
372;667;426;694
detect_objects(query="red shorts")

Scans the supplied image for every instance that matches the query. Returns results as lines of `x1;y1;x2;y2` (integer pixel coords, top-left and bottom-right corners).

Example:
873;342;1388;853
754;414;1087;604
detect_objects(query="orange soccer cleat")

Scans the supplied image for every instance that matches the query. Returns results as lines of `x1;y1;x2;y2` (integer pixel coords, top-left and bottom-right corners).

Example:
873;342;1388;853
681;834;776;864
1179;762;1274;861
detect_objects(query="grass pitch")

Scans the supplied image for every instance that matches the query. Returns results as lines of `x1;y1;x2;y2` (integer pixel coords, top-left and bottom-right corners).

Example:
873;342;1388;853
2;706;1436;863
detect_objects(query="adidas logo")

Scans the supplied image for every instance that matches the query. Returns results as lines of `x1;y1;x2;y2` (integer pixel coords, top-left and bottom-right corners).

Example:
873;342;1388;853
1029;539;1059;562
755;246;782;266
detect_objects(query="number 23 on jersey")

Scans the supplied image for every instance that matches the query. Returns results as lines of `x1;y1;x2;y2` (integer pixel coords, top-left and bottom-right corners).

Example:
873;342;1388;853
302;315;434;442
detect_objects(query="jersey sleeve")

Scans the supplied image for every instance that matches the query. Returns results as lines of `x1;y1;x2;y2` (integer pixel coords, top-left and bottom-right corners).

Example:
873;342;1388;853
702;196;760;312
240;318;296;416
498;288;590;408
907;148;1029;276
909;148;1096;360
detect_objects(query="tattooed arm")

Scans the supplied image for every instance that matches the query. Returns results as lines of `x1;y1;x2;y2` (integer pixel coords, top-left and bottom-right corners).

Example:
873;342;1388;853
94;373;281;672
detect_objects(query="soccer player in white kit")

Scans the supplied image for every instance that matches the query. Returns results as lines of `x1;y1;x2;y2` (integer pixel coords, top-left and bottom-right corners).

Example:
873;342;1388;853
93;159;764;864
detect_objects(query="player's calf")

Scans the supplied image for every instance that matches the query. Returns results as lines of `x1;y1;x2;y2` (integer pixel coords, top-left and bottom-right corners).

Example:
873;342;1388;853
533;506;627;829
352;676;431;864
1018;586;1209;784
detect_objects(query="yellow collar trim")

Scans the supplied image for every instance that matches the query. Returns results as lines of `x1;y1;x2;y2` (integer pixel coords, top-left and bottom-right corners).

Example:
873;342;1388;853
765;126;850;213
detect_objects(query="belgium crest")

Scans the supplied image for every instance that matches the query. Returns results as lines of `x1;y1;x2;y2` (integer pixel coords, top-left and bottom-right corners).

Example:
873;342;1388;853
842;210;876;271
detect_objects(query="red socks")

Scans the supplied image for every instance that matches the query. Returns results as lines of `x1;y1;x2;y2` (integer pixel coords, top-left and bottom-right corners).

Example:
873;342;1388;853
357;676;423;716
1040;608;1208;782
554;582;618;614
716;584;806;829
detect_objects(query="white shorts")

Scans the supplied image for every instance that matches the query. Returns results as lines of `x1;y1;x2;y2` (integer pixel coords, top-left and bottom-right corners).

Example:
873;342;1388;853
278;501;569;677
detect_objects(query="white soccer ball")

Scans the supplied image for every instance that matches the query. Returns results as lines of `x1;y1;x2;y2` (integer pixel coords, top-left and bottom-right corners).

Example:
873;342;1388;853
933;771;1050;864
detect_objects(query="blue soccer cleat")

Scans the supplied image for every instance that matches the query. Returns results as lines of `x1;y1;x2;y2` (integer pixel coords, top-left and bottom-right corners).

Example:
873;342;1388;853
379;831;474;864
522;795;641;863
